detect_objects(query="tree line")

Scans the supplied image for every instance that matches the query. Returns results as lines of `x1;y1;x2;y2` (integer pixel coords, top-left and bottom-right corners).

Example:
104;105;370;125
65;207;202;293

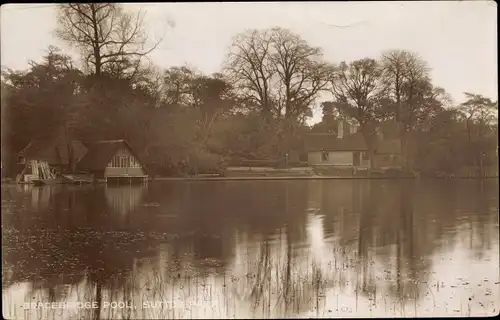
1;3;497;177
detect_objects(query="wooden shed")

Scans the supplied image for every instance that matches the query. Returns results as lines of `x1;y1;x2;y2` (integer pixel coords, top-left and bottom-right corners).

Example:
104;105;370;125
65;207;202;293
16;135;88;183
77;140;148;184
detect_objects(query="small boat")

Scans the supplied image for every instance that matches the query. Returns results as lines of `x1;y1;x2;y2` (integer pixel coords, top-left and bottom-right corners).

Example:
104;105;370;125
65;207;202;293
141;202;160;208
61;174;94;184
32;179;64;186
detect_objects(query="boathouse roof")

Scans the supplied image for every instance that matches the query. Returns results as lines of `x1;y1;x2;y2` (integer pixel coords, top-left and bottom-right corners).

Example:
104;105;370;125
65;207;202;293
18;137;88;165
77;140;147;172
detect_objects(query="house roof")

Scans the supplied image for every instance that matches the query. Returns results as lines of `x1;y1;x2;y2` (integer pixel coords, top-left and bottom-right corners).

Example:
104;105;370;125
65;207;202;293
306;132;401;154
18;138;88;165
306;133;368;152
55;142;88;165
77;140;147;172
18;139;56;161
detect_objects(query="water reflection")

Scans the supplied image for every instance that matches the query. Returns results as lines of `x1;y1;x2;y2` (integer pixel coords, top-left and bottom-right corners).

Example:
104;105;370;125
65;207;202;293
105;185;146;216
2;180;499;318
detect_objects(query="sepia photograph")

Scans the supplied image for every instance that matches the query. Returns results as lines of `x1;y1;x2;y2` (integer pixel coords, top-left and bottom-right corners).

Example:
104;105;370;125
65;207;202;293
1;1;498;319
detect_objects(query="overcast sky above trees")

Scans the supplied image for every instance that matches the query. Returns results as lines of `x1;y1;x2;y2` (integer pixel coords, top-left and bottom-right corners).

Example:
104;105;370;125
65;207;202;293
1;1;496;123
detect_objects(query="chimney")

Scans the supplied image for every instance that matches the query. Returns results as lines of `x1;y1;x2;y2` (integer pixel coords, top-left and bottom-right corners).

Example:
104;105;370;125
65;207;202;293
337;120;344;139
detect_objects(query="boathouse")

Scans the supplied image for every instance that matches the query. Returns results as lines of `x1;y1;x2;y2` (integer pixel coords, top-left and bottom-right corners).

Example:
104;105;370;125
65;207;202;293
16;136;88;183
17;139;88;169
77;140;148;184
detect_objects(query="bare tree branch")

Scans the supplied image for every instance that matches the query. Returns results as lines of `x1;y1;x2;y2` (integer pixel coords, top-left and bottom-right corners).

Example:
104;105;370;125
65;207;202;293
56;3;166;81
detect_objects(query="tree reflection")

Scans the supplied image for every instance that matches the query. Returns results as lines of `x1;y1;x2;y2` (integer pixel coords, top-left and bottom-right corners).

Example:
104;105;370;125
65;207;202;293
305;179;498;313
2;185;150;303
2;179;498;318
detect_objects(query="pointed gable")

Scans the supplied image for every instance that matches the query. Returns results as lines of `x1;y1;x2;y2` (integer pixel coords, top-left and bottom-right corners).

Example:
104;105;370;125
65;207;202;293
77;140;147;172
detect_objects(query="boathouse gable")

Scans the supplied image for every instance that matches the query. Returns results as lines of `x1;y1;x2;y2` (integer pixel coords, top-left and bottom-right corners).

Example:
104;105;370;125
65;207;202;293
104;146;146;177
76;140;148;181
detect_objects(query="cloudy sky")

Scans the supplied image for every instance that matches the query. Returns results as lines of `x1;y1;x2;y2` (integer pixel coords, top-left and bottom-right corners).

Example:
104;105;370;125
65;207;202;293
1;1;497;123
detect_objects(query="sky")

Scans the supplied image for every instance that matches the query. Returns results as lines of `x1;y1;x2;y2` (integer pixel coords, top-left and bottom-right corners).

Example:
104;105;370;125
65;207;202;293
1;1;497;124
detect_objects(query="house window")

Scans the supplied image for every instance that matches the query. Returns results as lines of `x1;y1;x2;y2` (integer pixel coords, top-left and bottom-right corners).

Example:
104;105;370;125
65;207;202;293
17;156;26;164
321;151;329;162
120;156;129;168
130;157;141;168
108;154;141;168
362;152;369;161
349;124;358;134
109;156;118;168
106;146;142;168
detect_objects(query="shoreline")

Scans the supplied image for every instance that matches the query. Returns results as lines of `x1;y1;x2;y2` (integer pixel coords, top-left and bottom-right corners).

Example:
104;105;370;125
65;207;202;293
149;176;409;181
2;175;497;185
148;175;498;182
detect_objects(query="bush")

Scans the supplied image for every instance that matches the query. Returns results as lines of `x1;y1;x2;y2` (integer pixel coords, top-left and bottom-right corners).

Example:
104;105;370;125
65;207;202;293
228;159;276;167
313;166;354;176
288;161;309;167
185;149;226;175
383;168;404;178
227;159;309;168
